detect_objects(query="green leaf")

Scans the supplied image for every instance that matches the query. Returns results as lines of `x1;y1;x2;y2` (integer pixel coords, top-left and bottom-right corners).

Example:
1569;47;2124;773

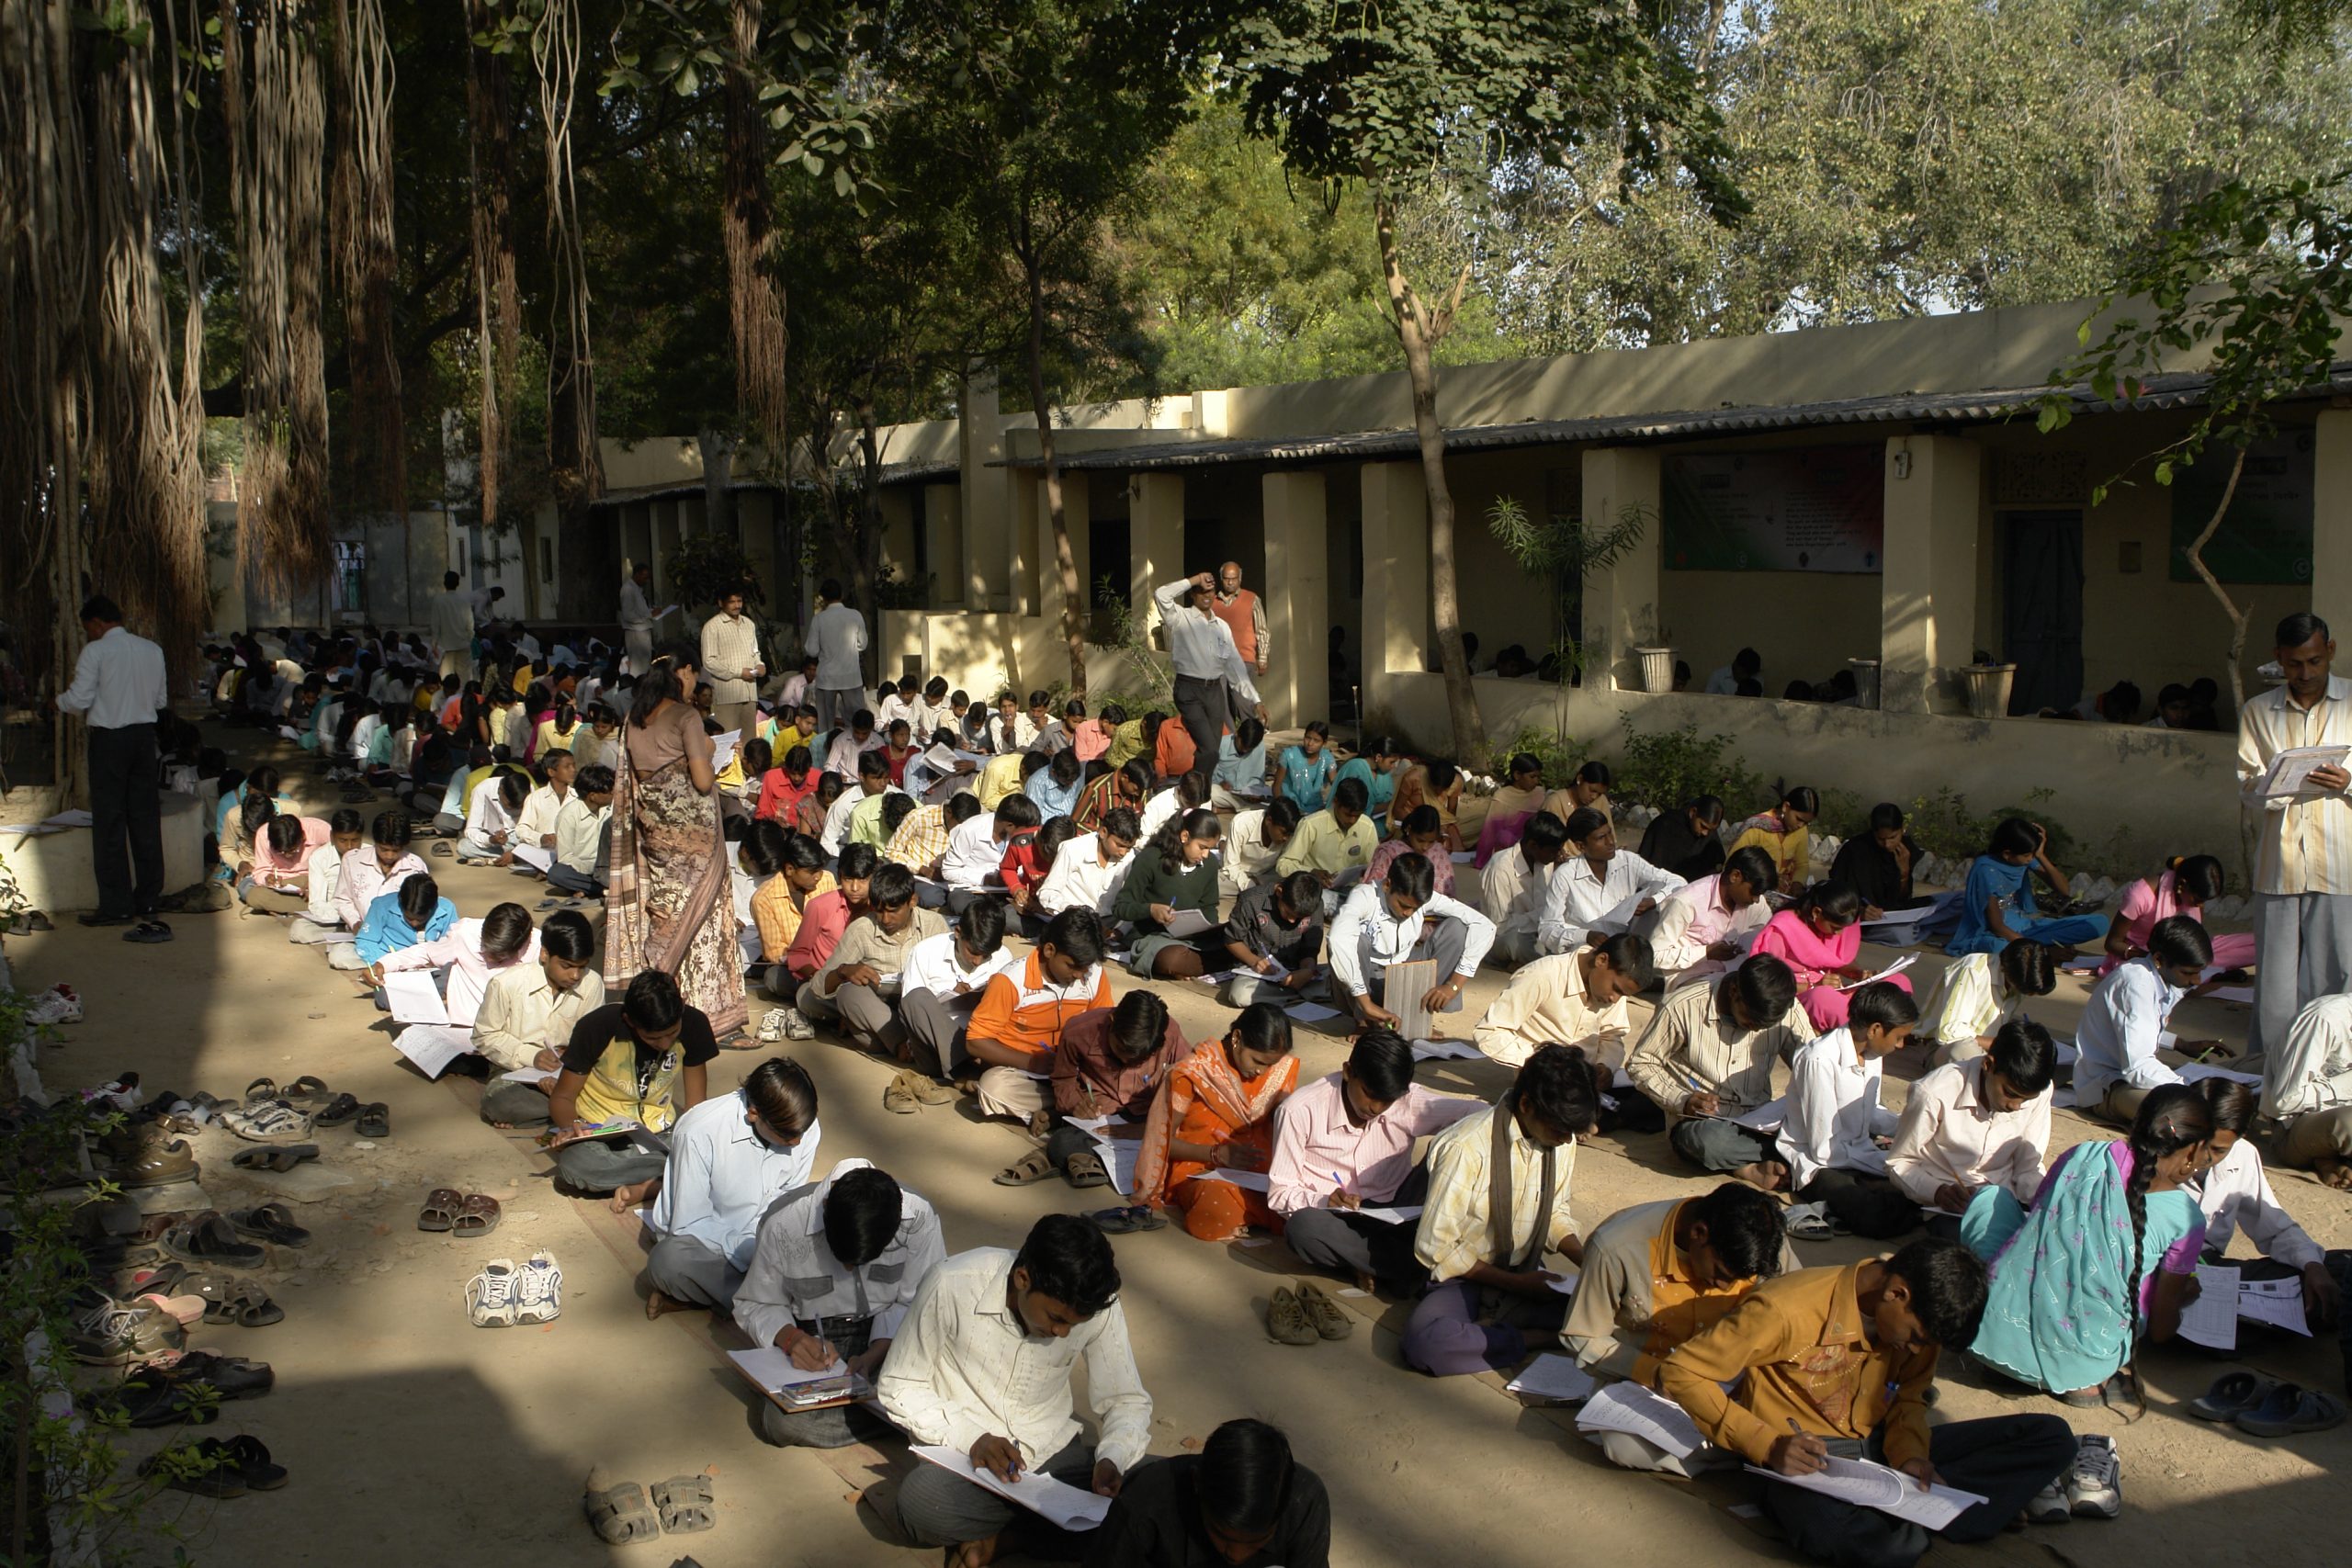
833;164;853;198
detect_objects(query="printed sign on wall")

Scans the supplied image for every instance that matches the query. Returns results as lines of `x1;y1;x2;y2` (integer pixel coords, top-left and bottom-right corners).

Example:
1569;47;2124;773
2170;432;2314;585
1662;446;1886;573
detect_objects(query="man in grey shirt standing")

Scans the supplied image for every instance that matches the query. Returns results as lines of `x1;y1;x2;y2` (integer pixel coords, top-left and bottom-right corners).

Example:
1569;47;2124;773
58;595;173;942
809;577;868;733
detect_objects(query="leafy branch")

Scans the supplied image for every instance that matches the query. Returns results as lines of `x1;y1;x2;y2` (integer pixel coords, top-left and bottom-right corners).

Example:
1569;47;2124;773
1485;497;1653;680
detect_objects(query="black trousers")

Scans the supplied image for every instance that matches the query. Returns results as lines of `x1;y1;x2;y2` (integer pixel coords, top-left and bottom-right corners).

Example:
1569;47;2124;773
1172;673;1226;781
1763;1416;2075;1568
88;723;164;918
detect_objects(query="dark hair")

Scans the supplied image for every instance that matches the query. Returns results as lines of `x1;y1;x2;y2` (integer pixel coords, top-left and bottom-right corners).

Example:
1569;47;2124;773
743;819;791;878
240;788;278;842
1562;807;1609;844
1685;794;1725;827
1796;881;1863;924
2277;610;2331;649
481;901;535;963
2168;854;2225;903
328;807;365;836
1105;990;1172;1066
1423;759;1460;793
954;892;1008;954
779;831;828;873
2192;1074;2256;1135
1733;646;1760;676
1332;776;1370;813
1396;804;1443;842
1033;816;1079;866
496;771;529;811
1508;751;1542;778
1114;759;1153;800
1197;1418;1296;1537
371;808;413;848
1868;802;1905;832
1232;716;1267;755
1262;797;1301;836
1382;850;1436;904
1688;1181;1788;1283
1227;1000;1295;1060
857;750;890;782
264;815;304;856
1347;1028;1416;1101
866;862;916;909
2120;1084;2216;1382
823;1166;904;1269
1514;1043;1602;1136
1723;844;1777;893
1780;786;1819;814
1047;747;1082;786
743;1055;819;1139
1883;1238;1990;1349
2145;913;2214;970
1272;870;1322;920
1098;806;1142;844
738;739;772;777
1986;1018;2058;1097
943;793;984;830
541;909;595;963
575;762;615;795
1521;810;1571;859
1042;906;1106;967
1986;817;2042;859
1729;953;1799;1026
81;594;124;623
628;651;693;729
1997;939;2058;998
1846;979;1918;1032
1149;807;1221;873
443;570;462;591
1592;931;1657;989
1576;760;1613;787
994;793;1042;831
396;874;441;927
622;969;685;1032
819;576;844;602
1014;1212;1121;1316
835;842;881;882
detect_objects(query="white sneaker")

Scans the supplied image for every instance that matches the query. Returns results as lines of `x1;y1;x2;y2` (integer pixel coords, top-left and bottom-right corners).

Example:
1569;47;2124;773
757;1008;791;1043
2024;1478;2071;1525
27;985;83;1025
466;1258;521;1327
2065;1433;2120;1518
514;1249;562;1324
777;1007;815;1041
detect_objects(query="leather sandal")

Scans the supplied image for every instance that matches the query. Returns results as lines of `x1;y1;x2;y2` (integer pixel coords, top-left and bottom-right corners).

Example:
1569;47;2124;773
418;1188;464;1232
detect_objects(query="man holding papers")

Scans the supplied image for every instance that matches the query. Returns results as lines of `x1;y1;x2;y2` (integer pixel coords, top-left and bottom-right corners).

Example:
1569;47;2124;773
1657;1241;2077;1565
2238;612;2352;1074
872;1214;1150;1563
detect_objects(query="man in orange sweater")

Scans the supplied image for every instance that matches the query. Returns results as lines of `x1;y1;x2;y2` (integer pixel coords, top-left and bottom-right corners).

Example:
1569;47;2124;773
969;908;1114;1129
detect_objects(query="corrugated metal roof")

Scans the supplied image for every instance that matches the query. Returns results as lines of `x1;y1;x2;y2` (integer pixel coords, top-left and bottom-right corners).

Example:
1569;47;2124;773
997;366;2352;472
588;456;957;506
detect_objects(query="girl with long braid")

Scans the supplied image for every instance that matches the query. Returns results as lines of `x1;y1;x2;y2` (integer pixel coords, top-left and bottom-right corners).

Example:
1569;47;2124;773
1962;1083;2217;1406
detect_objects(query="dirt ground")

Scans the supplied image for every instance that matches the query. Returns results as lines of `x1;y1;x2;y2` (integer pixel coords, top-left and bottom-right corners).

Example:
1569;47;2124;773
16;738;2351;1568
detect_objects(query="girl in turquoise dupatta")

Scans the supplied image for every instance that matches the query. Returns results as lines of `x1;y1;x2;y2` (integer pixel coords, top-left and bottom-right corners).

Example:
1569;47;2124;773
1962;1085;2215;1404
1946;817;2109;956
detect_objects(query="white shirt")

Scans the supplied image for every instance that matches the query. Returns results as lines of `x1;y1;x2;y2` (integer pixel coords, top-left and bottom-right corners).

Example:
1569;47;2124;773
348;712;383;762
429;589;476;659
820;786;874;856
646;1090;824;1269
899;929;1020;1000
1328;881;1497;997
619;580;653;632
304;843;346;928
1537;850;1685;954
1480;846;1558;951
1779;1028;1899;1190
1218;807;1283;897
1704;665;1740;696
58;626;169;730
379;919;540;1029
1885;1058;2051;1205
810;602;868;689
940;815;1007;890
2072;956;2186;1108
1917;952;2027;1049
1036;832;1134;917
733;1158;947;1350
2263;990;2352;1122
988;712;1037;752
337;849;426;931
876;1247;1152;1475
1151;580;1260;704
701;612;765;704
1137;785;1182;842
2191;1137;2324;1270
2237;674;2352;895
461;777;520;858
470;963;607;1073
554;794;609;876
513;784;567;850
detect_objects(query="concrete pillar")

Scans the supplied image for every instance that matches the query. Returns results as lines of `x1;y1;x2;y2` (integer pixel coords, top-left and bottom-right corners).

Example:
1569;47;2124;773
1130;472;1185;623
1035;470;1092;633
1360;462;1430;717
1578;448;1664;694
2312;409;2352;640
1880;434;1981;715
879;488;920;584
959;370;1011;610
1261;470;1329;726
922;483;964;606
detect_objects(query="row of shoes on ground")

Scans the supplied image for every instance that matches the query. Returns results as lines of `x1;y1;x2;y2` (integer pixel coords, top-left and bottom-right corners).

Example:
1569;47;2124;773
106;1349;277;1427
582;1469;715;1542
1264;1280;1355;1346
2026;1434;2122;1522
2186;1370;2349;1436
108;1259;286;1329
466;1252;561;1326
141;1435;288;1497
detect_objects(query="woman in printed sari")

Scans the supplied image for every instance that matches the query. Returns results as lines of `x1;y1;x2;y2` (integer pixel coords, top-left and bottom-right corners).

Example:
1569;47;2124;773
1748;881;1909;1032
1136;1003;1300;1242
1963;1084;2214;1406
605;646;749;1043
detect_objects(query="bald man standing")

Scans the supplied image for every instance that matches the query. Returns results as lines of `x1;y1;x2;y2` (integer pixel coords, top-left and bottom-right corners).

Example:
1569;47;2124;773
1211;561;1268;678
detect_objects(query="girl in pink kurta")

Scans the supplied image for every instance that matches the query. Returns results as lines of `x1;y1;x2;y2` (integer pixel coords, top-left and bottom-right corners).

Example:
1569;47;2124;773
1751;881;1912;1032
2097;854;2256;976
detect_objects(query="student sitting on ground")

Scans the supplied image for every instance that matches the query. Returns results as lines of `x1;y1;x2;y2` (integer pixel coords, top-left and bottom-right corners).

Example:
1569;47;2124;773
1035;807;1139;919
1536;807;1685;956
755;743;823;824
797;863;946;1059
459;771;530;864
1367;804;1457;898
1750;880;1909;1032
1136;767;1207;844
1210;717;1272;811
1480;810;1569;967
1024;746;1084;820
1212;870;1326;1010
999;815;1069;921
1945;816;2109;956
1727;787;1817;895
1635;794;1727;882
540;970;718;1195
1135;1003;1300;1243
2073;915;2223;1124
1386;758;1466;852
1917;937;2058;1067
638;1056;822;1318
549;762;613;897
2098;852;2255;976
375;898;537;1030
1886;1018;2055;1240
1401;1044;1599;1377
288;808;367;944
888;897;1020;1112
1083;1417;1330;1568
239;811;333;915
992;991;1189;1190
1962;1084;2214;1409
1659;1241;2077;1564
1218;796;1297;897
818;752;889;856
476;912;606;1125
1826;803;1928;919
352;873;458;971
1327;852;1497;1036
1624;953;1813;1190
1637;843;1776;985
939;794;1037;912
968;908;1115;1127
854;782;919;855
739;822;801;983
505;750;575;869
2264;990;2352;1190
885;793;974;900
1275;776;1379;914
1273;722;1338;814
2189;1077;2346;1325
1074;759;1150;839
824;708;879;778
736;1159;947;1450
1475;751;1547;863
1562;1182;1793;1473
1112;808;1223;980
1779;981;1919;1238
1269;1029;1481;1295
1536;758;1612;829
772;842;872;1011
1472;933;1654;1073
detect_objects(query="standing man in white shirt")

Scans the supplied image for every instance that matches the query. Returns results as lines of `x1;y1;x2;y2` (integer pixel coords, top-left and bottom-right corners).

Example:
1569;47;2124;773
809;577;869;733
2240;611;2352;1078
430;570;478;680
700;587;765;739
58;596;172;941
869;1213;1151;1559
619;563;659;675
1153;572;1267;779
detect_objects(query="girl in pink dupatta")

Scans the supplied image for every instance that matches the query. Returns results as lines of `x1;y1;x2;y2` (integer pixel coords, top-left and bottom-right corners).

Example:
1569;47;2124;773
1750;881;1910;1032
2097;854;2256;976
1135;1003;1300;1242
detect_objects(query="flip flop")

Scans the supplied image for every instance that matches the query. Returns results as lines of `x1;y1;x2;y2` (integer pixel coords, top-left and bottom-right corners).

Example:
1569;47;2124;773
1087;1204;1167;1235
650;1474;716;1534
453;1193;503;1238
355;1102;390;1138
418;1187;464;1232
1783;1202;1836;1242
243;1077;281;1105
142;1438;246;1497
229;1203;311;1247
221;1434;288;1490
231;1144;320;1172
2187;1370;2278;1422
280;1076;332;1105
162;1215;266;1269
312;1092;362;1125
123;920;174;944
186;1273;284;1327
2237;1382;2349;1437
993;1149;1057;1187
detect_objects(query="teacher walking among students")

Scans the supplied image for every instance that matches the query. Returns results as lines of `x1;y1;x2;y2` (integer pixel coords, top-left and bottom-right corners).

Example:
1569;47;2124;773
58;595;173;944
1155;571;1267;780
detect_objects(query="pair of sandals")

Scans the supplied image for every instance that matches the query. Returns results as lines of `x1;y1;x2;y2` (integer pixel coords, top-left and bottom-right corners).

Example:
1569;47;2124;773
466;1252;561;1326
162;1213;267;1270
113;1350;277;1427
881;1068;957;1114
418;1188;503;1236
2187;1370;2349;1435
583;1472;714;1543
142;1435;286;1497
993;1145;1114;1190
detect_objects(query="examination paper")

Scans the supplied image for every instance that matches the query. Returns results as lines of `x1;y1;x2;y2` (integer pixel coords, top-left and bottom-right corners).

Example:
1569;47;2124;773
910;1447;1112;1530
1743;1458;1986;1530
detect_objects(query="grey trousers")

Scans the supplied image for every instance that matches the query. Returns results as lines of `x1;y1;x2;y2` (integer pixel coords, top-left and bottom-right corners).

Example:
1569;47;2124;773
287;915;345;944
238;879;309;915
814;685;862;733
1341;917;1470;1013
2253;891;2352;1066
481;1079;551;1126
886;1436;1094;1550
645;1232;741;1309
713;701;756;743
1764;1417;2075;1568
1283;1165;1430;1292
326;942;369;971
901;987;980;1077
2280;1105;2352;1167
755;1317;893;1450
797;977;905;1055
1668;1116;1782;1175
547;863;604;897
554;1135;665;1194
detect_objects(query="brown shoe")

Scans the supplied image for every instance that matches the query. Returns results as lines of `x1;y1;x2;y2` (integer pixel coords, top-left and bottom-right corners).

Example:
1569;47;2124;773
1265;1287;1317;1346
117;1137;198;1189
1295;1280;1354;1340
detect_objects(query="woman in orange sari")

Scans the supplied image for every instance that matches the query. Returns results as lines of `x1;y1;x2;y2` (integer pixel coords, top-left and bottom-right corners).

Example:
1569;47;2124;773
1135;1003;1299;1241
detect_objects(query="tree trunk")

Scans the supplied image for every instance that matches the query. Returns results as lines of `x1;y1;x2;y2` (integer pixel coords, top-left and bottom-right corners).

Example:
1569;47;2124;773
2184;445;2252;716
464;0;519;525
697;426;736;539
1372;188;1482;762
1022;243;1087;696
854;400;885;685
330;0;404;517
723;0;788;474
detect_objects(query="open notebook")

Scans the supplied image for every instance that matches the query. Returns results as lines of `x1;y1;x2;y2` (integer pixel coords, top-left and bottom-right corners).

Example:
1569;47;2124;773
1743;1457;1986;1530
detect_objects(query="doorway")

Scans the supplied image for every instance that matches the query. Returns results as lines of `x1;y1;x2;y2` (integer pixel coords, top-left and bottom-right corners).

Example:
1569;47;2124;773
2001;510;2084;716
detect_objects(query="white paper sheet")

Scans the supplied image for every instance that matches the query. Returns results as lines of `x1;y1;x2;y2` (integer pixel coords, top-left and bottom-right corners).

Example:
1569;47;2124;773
1744;1458;1985;1529
1409;1037;1482;1062
504;841;551;874
1195;1168;1272;1192
1450;850;1476;864
2180;1262;2241;1350
910;1446;1112;1530
1354;1204;1425;1224
1584;889;1651;938
2238;1276;2312;1336
1285;1001;1341;1023
1160;908;1216;939
1838;953;1917;991
1385;958;1438;1043
497;1066;558;1086
2257;743;2350;798
709;728;742;773
1575;1382;1703;1458
922;742;960;773
381;968;449;1026
1731;1097;1787;1133
1506;1354;1598;1403
392;1022;474;1078
1089;1135;1140;1195
728;1346;848;1391
1545;1267;1581;1295
2178;1062;2262;1088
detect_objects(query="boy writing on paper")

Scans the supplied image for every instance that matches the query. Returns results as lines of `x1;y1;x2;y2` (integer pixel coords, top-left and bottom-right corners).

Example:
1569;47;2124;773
1886;1019;2055;1242
1779;981;1919;1238
1471;933;1653;1071
967;908;1117;1128
476;911;607;1127
1624;954;1814;1190
1657;1240;2077;1567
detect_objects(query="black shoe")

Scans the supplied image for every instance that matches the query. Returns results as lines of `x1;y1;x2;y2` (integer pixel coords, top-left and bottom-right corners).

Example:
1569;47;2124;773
123;920;174;944
78;912;134;929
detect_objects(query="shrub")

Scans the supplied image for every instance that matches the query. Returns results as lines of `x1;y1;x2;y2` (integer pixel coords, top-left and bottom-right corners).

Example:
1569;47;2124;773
1487;726;1589;786
1612;718;1766;816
